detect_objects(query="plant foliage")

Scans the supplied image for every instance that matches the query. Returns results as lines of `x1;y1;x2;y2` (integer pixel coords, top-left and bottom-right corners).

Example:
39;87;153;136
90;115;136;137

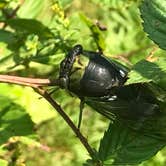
140;0;166;50
0;0;166;165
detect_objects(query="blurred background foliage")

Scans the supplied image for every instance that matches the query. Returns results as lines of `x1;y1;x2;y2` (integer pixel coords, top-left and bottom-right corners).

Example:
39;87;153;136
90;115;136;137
0;0;166;165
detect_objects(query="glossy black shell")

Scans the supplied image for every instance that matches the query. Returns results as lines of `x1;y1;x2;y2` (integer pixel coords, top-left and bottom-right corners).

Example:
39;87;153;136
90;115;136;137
58;45;161;134
76;52;128;97
59;45;128;98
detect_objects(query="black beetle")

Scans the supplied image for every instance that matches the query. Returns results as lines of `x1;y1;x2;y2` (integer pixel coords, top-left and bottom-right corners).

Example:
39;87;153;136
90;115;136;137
58;45;160;131
59;45;128;98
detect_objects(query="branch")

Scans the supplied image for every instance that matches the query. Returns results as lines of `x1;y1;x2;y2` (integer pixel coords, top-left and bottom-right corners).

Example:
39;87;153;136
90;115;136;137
0;74;95;158
0;75;59;87
35;87;95;157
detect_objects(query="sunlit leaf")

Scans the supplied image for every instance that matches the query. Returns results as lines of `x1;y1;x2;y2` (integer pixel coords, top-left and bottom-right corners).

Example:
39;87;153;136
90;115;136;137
140;0;166;50
17;0;45;19
0;84;56;124
98;121;166;165
5;18;54;39
0;159;8;166
0;96;36;145
0;30;15;44
126;57;166;90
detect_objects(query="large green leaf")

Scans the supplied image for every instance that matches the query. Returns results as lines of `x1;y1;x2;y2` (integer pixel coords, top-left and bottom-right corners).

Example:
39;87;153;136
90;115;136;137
17;0;55;26
17;0;45;19
5;18;54;39
0;96;36;145
126;57;166;89
98;121;166;165
0;84;56;124
140;0;166;50
0;30;15;44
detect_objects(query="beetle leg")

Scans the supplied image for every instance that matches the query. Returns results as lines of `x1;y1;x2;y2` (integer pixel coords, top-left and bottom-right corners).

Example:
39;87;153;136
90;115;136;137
48;87;59;96
78;98;85;129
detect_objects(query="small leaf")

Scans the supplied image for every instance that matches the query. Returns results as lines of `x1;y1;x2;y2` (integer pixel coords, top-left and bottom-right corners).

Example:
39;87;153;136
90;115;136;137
79;13;106;51
140;0;166;50
59;0;73;8
5;18;54;39
31;53;65;65
126;57;166;89
98;121;166;165
0;96;36;145
0;29;15;44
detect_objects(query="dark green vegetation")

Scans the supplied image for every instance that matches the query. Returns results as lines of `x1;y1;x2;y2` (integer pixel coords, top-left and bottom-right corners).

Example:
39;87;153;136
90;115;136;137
0;0;166;165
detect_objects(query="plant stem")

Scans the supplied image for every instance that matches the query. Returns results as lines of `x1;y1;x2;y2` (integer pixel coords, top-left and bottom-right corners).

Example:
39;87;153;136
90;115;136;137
0;75;59;87
35;87;95;157
0;74;95;158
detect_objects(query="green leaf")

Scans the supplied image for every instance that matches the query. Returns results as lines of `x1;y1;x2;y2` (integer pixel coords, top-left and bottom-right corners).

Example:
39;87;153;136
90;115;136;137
79;13;106;51
98;121;166;165
0;96;36;145
0;30;15;44
91;0;136;9
5;18;54;39
0;159;8;166
0;1;7;9
126;57;166;89
31;53;65;65
17;0;55;26
83;159;102;166
17;0;45;19
0;84;56;124
59;0;73;8
140;0;166;50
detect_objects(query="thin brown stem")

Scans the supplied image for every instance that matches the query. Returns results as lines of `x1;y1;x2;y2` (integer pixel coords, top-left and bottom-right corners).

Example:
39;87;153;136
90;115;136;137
0;75;59;86
0;74;95;158
35;87;95;157
0;77;38;88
